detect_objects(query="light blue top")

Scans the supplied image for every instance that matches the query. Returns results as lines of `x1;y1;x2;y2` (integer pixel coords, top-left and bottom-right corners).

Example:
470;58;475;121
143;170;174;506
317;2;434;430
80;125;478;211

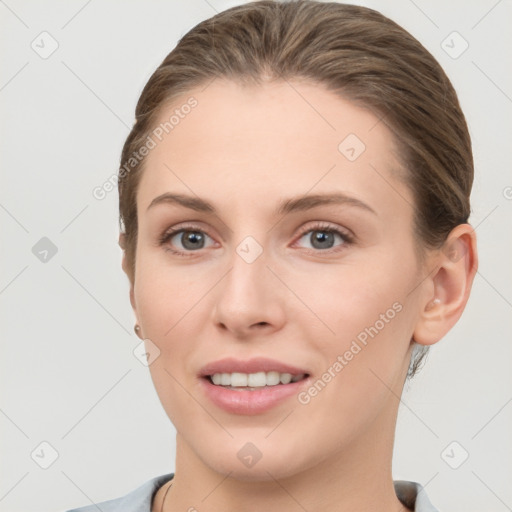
65;473;440;511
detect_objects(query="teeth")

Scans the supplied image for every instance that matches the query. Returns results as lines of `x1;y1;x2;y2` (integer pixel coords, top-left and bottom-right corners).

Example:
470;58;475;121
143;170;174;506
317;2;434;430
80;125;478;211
209;371;306;388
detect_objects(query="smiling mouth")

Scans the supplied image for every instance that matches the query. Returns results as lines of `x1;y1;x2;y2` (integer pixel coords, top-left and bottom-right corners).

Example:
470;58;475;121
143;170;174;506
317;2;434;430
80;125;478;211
205;371;309;390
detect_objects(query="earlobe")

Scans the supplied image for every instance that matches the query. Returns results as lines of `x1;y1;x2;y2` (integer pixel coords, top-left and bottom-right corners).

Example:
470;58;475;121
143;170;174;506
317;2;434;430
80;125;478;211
413;224;478;346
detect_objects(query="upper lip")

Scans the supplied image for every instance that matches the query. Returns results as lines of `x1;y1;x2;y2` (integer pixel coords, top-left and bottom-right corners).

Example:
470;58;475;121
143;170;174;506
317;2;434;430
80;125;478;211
199;357;309;377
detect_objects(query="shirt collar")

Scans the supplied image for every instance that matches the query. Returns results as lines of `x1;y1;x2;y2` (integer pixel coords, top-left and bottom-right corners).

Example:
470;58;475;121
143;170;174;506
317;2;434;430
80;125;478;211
88;474;439;512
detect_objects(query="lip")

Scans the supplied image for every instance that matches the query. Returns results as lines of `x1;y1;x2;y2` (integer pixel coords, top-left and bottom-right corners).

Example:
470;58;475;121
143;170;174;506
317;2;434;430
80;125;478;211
199;375;311;415
198;357;311;415
199;357;309;377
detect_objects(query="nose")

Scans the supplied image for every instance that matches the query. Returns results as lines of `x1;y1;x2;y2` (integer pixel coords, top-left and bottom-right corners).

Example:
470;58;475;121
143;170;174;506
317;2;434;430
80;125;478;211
211;243;286;339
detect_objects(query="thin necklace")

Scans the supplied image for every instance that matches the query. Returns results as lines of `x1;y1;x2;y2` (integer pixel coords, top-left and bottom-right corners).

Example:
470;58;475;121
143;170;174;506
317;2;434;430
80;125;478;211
160;481;173;512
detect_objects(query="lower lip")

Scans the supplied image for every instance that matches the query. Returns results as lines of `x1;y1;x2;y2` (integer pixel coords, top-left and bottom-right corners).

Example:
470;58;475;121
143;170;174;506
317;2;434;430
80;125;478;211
199;376;310;415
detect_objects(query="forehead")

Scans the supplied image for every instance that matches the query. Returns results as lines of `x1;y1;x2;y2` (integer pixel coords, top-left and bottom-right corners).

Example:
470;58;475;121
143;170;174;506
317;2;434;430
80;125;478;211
137;78;411;219
150;78;395;162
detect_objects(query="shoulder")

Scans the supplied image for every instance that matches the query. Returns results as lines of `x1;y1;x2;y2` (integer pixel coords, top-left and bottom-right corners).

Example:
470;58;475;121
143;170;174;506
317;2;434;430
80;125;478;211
65;473;174;512
394;480;440;512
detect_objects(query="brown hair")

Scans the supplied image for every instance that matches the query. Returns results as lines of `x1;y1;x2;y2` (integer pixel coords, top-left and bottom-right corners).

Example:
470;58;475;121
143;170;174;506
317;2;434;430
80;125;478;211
118;0;473;377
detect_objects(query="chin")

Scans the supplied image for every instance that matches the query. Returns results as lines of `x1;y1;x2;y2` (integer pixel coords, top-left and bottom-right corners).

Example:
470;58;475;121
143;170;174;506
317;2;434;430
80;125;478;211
209;457;306;483
196;437;321;483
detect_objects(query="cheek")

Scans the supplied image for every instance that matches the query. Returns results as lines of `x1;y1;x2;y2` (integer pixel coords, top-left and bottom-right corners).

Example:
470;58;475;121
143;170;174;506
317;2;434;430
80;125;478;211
133;261;206;426
294;284;411;444
134;255;209;336
290;259;408;339
133;255;213;394
294;258;415;409
314;265;414;402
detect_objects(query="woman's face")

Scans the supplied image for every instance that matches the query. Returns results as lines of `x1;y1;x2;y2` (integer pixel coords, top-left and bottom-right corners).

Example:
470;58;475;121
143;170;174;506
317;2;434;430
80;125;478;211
129;79;431;480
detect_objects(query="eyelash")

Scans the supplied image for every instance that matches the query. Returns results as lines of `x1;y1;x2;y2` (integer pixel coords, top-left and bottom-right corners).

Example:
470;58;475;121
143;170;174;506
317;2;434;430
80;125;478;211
158;222;355;258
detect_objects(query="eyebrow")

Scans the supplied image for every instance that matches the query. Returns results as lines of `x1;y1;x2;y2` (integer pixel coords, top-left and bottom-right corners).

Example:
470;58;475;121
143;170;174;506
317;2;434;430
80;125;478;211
146;192;377;216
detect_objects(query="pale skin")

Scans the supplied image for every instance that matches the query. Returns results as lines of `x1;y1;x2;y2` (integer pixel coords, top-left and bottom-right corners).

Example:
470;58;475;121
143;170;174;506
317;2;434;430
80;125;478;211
120;79;478;512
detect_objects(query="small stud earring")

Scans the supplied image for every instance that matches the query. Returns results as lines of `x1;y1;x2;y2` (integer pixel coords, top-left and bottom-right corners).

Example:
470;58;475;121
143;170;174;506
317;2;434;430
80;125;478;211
134;324;143;339
426;298;441;311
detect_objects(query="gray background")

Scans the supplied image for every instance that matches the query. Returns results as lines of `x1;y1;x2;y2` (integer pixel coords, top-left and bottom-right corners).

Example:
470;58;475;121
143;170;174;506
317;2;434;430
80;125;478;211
1;1;511;511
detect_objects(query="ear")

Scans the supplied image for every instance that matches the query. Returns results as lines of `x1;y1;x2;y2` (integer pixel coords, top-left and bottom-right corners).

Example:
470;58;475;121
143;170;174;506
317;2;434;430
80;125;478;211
119;233;137;314
413;223;478;346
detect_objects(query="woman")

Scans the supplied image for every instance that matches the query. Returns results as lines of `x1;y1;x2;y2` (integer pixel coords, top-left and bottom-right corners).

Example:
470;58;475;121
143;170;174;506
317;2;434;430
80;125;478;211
67;1;477;510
